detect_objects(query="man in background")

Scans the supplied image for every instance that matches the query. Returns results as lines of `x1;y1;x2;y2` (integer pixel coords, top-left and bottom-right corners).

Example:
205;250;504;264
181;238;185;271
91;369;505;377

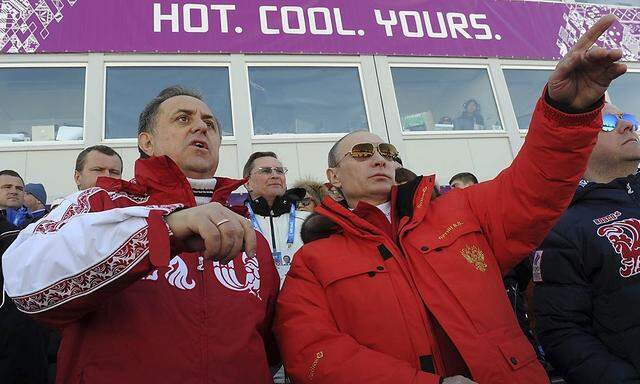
74;145;123;190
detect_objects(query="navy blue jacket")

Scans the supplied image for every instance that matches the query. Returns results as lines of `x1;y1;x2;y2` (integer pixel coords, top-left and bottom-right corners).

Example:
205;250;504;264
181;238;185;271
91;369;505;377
534;174;640;384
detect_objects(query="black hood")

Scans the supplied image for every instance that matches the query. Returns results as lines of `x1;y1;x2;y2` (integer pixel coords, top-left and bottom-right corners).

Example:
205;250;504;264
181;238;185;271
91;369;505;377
246;187;306;217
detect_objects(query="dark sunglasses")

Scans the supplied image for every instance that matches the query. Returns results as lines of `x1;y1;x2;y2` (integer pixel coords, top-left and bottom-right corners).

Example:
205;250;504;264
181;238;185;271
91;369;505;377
253;166;288;175
602;113;639;132
337;143;400;165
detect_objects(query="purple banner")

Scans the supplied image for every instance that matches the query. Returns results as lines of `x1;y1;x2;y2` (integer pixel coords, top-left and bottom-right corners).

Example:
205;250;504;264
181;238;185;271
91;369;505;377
1;0;639;61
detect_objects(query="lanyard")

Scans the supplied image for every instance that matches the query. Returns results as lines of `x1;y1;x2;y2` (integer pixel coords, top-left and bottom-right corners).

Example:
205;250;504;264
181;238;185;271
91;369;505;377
246;202;297;251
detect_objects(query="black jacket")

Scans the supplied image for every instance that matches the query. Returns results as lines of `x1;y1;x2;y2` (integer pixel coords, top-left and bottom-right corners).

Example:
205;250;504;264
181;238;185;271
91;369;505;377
534;174;640;384
0;212;50;384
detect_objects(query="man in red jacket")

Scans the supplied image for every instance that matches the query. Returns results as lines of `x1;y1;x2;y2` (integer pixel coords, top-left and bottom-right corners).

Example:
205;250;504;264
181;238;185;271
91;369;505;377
2;86;280;383
275;15;626;384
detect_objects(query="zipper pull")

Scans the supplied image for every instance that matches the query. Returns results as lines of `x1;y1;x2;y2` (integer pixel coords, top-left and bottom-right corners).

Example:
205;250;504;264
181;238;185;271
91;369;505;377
197;256;204;271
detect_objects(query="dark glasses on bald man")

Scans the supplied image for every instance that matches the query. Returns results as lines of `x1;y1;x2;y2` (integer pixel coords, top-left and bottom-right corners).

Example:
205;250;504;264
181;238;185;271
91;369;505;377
602;113;639;132
337;143;400;165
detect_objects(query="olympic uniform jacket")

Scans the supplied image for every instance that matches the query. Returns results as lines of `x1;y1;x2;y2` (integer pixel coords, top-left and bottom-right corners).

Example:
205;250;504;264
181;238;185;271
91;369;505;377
1;156;280;384
274;95;604;384
534;175;640;384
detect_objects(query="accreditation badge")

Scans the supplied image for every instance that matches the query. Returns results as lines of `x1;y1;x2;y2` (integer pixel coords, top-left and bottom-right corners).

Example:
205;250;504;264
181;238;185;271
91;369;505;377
272;251;282;266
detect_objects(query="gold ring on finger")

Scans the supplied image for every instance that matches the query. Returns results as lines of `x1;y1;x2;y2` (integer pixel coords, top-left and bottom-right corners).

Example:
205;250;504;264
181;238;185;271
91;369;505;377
215;219;230;227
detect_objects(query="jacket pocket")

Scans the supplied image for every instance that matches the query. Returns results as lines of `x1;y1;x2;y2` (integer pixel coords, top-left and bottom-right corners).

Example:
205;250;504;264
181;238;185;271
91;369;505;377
408;222;516;333
315;257;387;288
498;336;537;371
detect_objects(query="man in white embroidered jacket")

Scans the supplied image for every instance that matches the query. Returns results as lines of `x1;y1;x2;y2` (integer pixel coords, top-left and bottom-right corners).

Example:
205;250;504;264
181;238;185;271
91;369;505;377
1;86;281;384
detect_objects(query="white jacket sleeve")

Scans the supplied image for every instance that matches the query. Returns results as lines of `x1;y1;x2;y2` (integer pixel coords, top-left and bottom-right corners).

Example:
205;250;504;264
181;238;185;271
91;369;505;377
2;187;181;327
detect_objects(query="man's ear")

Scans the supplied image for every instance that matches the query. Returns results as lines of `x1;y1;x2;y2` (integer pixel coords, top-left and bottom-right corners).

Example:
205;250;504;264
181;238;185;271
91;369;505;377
73;170;81;187
138;132;154;157
326;167;342;189
244;178;254;194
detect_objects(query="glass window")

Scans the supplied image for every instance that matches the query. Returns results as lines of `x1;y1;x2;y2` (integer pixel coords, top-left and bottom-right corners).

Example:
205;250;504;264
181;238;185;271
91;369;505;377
391;67;502;132
0;67;85;143
503;69;552;131
608;72;640;115
248;67;368;135
105;67;232;139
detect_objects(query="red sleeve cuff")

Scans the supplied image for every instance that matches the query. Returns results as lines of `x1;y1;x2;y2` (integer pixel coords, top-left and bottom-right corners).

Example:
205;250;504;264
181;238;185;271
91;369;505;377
540;86;604;127
146;210;172;267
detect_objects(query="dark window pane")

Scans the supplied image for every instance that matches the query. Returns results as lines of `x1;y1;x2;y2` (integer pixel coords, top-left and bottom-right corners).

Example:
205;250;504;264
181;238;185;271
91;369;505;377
105;67;232;139
503;69;552;130
249;67;368;135
0;67;85;142
391;67;502;132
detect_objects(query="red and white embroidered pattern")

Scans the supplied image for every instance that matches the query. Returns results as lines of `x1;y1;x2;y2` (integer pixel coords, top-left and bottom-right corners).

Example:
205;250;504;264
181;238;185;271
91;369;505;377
108;190;151;204
146;204;184;213
33;188;99;235
13;227;150;313
597;218;640;278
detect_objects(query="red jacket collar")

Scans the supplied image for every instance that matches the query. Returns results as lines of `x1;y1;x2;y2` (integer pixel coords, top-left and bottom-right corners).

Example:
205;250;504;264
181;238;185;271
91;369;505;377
96;156;247;210
313;175;437;241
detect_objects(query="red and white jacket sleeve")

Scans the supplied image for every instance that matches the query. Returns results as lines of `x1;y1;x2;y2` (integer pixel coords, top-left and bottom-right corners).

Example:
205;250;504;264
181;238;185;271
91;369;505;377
1;187;181;328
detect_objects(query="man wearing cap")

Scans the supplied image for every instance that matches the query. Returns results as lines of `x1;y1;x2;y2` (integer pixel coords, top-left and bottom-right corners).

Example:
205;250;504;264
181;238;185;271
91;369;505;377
23;183;48;221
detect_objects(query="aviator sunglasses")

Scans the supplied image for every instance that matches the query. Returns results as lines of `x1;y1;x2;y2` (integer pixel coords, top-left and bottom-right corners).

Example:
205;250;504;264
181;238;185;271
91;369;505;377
336;142;400;165
602;113;639;132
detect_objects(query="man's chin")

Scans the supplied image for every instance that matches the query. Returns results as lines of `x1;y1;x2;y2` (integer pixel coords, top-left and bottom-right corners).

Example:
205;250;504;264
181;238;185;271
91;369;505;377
181;161;218;179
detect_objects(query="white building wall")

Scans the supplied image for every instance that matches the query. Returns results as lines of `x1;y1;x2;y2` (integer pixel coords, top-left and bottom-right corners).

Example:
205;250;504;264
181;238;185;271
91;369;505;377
0;53;638;201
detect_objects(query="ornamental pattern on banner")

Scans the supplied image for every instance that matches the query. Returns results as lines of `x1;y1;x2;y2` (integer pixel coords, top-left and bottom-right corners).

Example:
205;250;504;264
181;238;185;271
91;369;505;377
0;0;78;53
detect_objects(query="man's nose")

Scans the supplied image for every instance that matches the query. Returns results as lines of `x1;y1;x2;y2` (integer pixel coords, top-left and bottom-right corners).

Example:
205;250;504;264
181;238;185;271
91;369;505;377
190;118;209;133
617;118;635;134
370;148;387;166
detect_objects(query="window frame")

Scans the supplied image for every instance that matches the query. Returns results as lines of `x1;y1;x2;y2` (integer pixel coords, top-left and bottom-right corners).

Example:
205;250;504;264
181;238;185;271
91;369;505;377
101;61;236;143
0;62;88;149
387;62;507;136
501;64;556;133
245;61;372;141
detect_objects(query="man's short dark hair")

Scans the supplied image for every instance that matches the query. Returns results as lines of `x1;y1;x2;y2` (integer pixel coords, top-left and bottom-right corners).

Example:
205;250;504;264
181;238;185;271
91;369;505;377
449;172;479;186
0;170;24;184
75;145;123;173
243;152;278;178
138;86;220;158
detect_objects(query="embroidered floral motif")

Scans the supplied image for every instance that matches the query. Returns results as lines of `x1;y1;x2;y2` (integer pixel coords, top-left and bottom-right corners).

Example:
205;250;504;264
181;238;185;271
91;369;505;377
461;245;487;272
33;188;98;234
108;190;151;204
13;227;150;313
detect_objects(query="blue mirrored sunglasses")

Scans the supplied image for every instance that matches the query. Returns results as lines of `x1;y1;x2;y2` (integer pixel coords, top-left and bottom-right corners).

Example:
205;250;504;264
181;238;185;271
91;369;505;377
602;113;639;132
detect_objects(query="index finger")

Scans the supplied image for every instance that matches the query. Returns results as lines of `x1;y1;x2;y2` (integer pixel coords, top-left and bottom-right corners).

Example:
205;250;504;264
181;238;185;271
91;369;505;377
239;216;257;257
571;14;616;53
